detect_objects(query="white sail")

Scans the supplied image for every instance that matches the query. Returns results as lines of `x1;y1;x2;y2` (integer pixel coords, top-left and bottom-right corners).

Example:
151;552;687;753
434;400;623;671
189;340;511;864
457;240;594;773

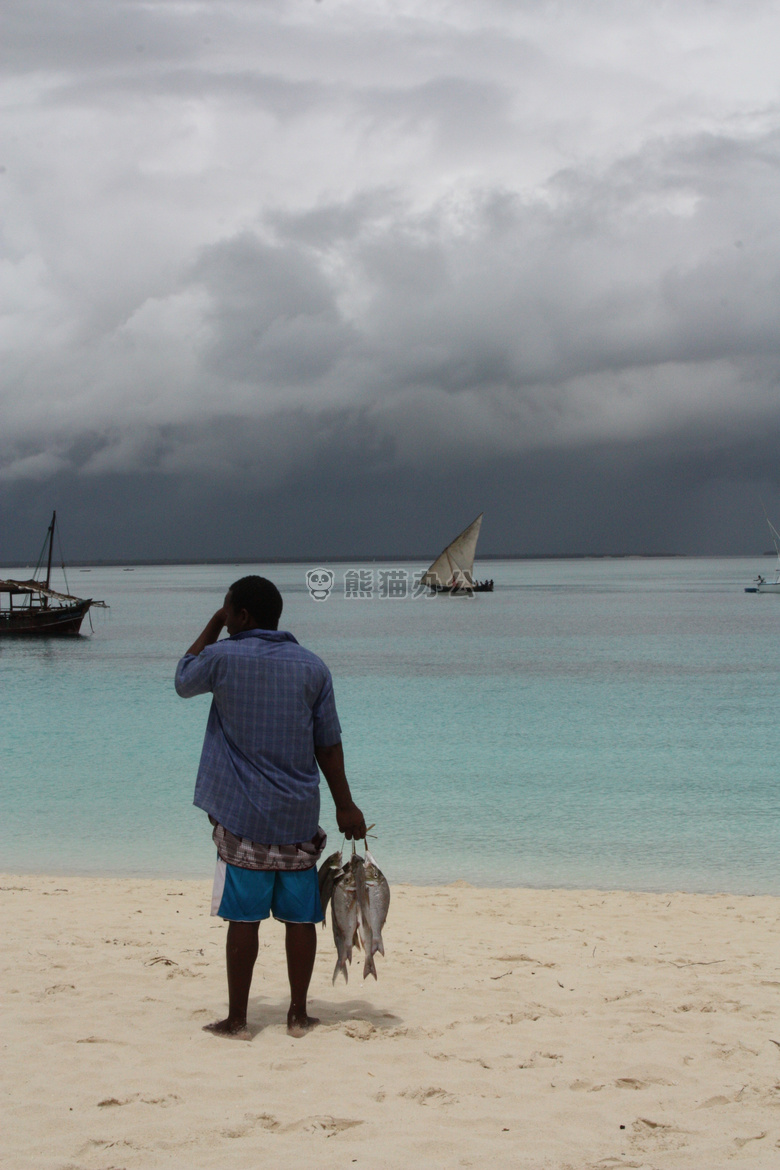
422;514;483;589
767;517;780;562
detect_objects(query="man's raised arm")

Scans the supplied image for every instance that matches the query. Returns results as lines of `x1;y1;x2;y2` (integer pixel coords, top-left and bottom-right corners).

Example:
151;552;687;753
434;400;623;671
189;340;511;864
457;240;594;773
175;609;227;698
185;608;227;657
315;742;367;840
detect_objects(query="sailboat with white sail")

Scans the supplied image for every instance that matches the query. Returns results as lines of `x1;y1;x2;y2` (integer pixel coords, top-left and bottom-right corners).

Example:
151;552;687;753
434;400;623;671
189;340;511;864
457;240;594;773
746;513;780;593
421;513;493;593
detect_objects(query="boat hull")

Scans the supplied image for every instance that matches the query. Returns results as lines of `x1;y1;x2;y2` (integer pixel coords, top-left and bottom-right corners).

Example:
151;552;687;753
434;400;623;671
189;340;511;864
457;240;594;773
0;601;92;636
429;581;493;595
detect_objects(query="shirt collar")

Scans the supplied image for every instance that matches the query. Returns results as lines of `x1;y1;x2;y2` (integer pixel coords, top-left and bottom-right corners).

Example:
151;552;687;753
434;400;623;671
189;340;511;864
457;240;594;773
229;628;299;645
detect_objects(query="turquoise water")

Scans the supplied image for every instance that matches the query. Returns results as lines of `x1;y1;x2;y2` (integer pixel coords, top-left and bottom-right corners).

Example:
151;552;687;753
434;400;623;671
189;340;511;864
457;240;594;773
1;558;779;893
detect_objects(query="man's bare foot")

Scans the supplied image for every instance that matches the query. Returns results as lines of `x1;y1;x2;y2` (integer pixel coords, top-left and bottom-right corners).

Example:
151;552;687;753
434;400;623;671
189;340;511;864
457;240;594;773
286;1010;320;1038
203;1017;252;1040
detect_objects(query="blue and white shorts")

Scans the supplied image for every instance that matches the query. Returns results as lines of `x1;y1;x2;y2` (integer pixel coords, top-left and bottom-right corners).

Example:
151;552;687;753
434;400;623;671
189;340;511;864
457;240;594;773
211;858;325;924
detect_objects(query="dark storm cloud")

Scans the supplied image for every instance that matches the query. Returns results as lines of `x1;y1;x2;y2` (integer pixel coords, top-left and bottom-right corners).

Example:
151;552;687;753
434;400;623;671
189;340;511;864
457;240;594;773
0;0;205;73
3;0;780;555
354;76;516;155
192;233;356;385
4;119;780;482
4;424;780;564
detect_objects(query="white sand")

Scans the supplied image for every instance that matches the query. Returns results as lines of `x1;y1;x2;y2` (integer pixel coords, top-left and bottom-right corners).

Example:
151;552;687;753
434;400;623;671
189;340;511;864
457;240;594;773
2;875;780;1169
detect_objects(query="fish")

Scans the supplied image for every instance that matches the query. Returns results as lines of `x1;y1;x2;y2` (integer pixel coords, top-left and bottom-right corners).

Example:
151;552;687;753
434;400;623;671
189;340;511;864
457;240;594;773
359;849;390;980
351;854;375;974
331;863;359;984
318;850;344;927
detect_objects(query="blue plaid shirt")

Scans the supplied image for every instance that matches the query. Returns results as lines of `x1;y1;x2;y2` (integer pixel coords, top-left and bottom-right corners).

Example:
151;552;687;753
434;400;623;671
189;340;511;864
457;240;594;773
175;629;342;844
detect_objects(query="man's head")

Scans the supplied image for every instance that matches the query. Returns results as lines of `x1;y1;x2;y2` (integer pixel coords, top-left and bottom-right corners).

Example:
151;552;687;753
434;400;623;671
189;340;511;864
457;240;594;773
224;576;283;634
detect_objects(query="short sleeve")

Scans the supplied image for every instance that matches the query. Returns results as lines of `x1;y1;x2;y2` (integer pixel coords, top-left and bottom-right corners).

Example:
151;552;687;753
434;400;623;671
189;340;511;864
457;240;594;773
175;648;218;698
312;669;342;746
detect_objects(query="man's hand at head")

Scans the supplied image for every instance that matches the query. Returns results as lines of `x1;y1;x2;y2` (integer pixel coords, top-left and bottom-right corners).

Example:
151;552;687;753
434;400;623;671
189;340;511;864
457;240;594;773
185;608;227;657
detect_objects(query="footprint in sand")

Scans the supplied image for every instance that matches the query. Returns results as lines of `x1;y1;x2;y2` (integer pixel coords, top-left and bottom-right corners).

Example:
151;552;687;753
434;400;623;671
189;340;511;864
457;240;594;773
77;1036;127;1046
283;1115;364;1135
82;1137;138;1152
222;1124;251;1139
400;1086;457;1106
245;1113;282;1131
518;1051;563;1069
97;1094;181;1108
734;1132;767;1148
336;1021;376;1041
494;953;556;967
614;1071;679;1090
595;1159;646;1169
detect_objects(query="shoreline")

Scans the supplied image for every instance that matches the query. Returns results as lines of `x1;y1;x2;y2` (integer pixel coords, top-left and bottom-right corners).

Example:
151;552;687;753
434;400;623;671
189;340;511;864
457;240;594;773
4;874;780;1168
4;867;779;898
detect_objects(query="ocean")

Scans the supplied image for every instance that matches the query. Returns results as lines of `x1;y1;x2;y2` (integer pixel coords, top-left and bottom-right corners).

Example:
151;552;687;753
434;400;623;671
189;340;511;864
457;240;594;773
1;557;778;893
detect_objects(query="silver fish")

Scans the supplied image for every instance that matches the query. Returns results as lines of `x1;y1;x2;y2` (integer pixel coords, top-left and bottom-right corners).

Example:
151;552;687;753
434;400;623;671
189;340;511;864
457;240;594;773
318;850;344;927
351;854;374;974
331;864;359;984
359;850;391;980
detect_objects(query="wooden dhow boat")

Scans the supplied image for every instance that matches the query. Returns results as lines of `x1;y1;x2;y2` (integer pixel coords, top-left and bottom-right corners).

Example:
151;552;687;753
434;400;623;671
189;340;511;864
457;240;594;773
0;512;105;636
422;513;494;594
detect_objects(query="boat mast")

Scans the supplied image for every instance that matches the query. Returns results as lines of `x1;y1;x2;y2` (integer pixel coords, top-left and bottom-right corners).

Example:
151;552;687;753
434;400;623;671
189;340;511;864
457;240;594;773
45;511;56;591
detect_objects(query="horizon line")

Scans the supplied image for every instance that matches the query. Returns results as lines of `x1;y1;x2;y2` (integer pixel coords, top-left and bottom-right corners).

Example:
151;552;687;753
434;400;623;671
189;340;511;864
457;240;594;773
1;551;776;570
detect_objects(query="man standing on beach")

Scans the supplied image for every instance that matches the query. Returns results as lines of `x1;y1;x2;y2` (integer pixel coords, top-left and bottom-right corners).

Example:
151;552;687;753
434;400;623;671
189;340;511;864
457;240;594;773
175;575;367;1038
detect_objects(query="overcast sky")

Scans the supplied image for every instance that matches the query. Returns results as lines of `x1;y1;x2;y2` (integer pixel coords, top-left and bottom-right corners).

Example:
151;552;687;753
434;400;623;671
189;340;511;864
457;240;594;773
3;0;780;560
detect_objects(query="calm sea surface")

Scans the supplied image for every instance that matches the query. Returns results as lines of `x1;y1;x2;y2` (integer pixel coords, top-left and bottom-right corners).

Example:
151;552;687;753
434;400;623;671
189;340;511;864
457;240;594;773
1;558;779;893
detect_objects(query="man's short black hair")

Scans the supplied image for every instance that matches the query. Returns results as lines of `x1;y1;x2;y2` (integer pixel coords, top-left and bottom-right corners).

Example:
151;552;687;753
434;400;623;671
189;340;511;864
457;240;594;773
228;576;283;630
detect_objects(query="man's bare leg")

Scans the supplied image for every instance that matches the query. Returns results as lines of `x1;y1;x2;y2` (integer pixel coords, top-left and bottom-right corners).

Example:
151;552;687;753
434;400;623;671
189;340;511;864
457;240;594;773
285;921;319;1036
204;920;259;1037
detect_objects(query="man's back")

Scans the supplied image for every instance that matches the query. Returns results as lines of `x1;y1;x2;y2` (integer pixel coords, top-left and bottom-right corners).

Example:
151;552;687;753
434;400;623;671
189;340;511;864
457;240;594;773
175;628;342;844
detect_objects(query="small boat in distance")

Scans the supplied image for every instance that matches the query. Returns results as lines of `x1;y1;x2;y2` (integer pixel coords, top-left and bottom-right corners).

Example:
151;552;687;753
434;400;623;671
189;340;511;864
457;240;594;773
422;513;494;594
745;513;780;594
0;512;105;635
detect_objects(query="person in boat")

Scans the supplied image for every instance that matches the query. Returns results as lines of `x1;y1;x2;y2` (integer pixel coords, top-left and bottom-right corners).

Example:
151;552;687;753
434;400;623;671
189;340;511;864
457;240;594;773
175;575;367;1038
